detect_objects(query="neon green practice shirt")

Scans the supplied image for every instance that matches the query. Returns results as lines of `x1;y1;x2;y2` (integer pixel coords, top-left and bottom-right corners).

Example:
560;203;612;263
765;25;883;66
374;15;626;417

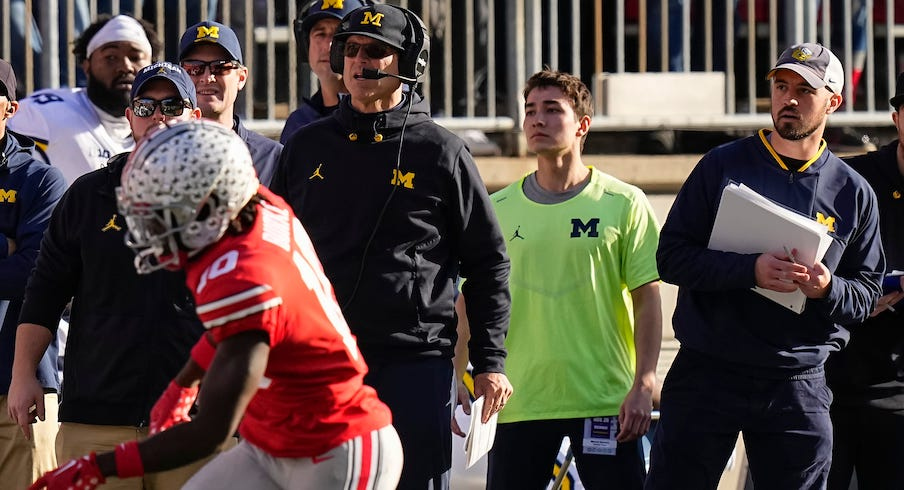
492;168;660;423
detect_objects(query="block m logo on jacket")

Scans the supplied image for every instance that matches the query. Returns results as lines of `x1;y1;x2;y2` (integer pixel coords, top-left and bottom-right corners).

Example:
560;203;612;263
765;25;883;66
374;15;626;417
816;212;836;233
391;169;415;189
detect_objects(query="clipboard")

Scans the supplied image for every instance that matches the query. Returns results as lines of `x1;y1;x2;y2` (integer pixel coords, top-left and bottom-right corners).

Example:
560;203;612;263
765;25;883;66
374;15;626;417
708;183;832;313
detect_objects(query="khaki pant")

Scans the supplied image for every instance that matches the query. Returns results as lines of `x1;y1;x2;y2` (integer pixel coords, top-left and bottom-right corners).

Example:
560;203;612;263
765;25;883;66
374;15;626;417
56;422;233;490
0;393;59;489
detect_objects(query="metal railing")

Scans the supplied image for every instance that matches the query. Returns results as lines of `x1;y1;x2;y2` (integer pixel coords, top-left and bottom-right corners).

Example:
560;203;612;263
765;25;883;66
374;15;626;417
1;0;902;153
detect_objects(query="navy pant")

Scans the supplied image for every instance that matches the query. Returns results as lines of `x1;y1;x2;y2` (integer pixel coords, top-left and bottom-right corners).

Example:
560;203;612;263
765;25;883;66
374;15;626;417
364;358;453;490
645;348;832;490
487;418;644;490
828;404;904;490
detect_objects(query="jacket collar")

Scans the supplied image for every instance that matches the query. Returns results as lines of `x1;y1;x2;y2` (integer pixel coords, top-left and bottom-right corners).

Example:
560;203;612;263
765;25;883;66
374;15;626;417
1;130;37;173
758;129;829;173
333;92;428;143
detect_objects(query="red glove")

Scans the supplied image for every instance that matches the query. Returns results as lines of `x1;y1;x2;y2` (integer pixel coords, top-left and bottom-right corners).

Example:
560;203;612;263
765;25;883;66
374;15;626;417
150;380;199;435
30;452;106;490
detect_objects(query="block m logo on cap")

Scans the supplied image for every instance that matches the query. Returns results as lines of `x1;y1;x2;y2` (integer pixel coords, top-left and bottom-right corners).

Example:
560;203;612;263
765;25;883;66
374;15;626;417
196;25;219;41
322;0;345;9
361;11;384;27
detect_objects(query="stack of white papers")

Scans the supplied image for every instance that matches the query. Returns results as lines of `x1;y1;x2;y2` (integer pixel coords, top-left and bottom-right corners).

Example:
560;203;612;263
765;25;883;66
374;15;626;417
463;396;498;468
708;183;833;313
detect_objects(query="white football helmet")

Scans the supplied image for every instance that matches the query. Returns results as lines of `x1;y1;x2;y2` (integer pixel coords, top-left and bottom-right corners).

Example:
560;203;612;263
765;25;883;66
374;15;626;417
117;120;259;274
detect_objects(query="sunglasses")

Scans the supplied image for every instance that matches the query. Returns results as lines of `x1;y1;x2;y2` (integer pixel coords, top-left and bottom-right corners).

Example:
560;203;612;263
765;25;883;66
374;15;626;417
130;97;189;118
343;42;396;59
180;59;241;77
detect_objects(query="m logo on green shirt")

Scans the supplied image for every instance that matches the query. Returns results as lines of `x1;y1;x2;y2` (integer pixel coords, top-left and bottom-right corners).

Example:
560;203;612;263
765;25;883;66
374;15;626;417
570;218;599;237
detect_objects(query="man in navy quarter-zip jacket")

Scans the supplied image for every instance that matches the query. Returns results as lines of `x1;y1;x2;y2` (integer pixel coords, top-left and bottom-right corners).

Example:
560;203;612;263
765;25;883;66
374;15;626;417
646;43;884;490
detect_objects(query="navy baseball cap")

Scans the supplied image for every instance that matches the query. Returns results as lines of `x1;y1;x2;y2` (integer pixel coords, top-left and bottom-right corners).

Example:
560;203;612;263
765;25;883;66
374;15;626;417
0;59;17;100
131;61;197;106
299;0;369;33
334;4;409;51
179;21;243;64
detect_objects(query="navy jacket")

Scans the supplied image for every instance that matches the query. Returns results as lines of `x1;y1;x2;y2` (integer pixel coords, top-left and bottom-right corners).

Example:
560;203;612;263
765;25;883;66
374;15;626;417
827;141;904;409
19;153;204;426
234;116;282;188
279;89;341;144
272;94;510;375
658;130;884;375
0;131;66;394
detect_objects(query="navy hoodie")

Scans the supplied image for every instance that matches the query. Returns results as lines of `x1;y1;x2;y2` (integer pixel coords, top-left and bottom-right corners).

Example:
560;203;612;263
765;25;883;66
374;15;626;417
0;131;66;394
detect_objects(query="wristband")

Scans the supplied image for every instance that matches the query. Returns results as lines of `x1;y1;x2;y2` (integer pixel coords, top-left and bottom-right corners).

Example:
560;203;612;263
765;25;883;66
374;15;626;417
114;441;145;479
190;334;216;370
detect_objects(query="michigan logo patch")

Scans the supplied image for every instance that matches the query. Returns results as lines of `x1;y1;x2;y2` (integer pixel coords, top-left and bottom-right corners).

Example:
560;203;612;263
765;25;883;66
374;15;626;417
816;212;836;233
196;25;219;41
0;189;17;203
391;169;414;189
361;11;384;27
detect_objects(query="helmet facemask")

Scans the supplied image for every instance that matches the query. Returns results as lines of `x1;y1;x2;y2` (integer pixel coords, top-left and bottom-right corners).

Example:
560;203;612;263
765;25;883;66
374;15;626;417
117;120;259;274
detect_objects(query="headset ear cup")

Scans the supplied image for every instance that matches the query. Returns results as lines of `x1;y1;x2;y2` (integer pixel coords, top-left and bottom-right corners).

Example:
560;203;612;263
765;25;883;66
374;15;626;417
414;35;429;79
329;39;345;75
399;8;429;81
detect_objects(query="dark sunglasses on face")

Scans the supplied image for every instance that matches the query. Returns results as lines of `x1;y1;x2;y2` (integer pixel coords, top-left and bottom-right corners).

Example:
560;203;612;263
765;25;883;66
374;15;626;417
342;42;395;59
130;97;189;118
180;59;240;77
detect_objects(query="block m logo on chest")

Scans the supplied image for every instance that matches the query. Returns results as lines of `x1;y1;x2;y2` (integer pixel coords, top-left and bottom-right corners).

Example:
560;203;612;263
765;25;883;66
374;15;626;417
391;169;415;189
570;218;599;237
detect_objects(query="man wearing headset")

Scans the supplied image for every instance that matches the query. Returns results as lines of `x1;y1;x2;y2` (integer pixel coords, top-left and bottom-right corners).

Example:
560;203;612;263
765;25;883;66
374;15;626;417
280;0;370;144
271;4;513;489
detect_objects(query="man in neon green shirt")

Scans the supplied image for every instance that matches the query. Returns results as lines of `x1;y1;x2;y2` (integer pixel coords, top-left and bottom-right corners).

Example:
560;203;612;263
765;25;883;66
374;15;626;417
458;69;662;489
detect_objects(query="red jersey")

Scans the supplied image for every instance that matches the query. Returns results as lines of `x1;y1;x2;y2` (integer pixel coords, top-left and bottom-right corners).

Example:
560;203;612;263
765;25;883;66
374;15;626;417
184;187;392;457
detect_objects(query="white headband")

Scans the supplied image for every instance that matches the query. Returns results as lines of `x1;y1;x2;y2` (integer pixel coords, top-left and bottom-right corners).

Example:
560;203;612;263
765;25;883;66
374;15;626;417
86;15;153;60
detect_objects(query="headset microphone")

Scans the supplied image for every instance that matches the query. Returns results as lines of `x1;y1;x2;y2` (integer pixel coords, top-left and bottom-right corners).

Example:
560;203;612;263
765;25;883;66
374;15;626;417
356;68;418;84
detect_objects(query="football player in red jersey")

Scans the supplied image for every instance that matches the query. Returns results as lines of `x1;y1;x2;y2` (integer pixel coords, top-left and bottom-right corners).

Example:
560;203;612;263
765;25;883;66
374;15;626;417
30;120;403;490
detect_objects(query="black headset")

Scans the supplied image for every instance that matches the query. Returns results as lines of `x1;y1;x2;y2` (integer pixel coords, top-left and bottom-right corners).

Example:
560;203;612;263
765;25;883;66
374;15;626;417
329;5;429;83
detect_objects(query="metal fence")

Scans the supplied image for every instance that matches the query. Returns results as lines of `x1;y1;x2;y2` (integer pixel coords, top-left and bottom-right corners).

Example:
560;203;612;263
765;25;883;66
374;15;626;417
2;0;904;154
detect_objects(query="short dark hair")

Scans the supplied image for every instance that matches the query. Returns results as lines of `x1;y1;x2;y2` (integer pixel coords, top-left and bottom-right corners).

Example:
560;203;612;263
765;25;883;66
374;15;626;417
72;14;162;63
523;69;594;121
